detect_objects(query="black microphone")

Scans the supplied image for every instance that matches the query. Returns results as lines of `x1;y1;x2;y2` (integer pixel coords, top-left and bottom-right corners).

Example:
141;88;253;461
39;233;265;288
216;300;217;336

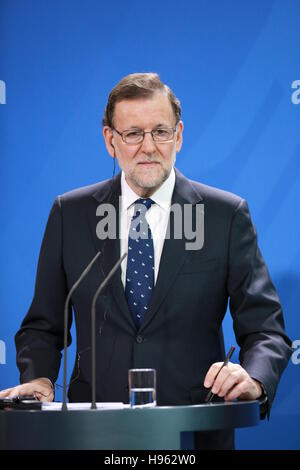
91;252;128;409
62;251;101;411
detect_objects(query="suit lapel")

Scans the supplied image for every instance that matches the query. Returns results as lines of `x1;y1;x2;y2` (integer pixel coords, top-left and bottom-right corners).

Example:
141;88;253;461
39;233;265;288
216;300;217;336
139;169;203;332
88;173;135;330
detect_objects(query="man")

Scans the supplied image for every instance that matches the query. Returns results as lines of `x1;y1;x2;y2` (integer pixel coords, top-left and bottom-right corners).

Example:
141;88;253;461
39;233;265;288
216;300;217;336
0;73;292;449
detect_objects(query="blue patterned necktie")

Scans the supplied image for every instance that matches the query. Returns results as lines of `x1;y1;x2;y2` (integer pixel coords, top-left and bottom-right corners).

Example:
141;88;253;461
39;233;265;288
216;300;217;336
125;198;155;328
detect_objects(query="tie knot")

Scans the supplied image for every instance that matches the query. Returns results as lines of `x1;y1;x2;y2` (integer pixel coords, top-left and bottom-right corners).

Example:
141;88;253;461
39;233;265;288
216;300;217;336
135;198;155;211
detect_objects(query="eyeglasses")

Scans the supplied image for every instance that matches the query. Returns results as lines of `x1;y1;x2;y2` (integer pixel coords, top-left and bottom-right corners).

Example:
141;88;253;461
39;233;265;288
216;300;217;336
112;126;177;145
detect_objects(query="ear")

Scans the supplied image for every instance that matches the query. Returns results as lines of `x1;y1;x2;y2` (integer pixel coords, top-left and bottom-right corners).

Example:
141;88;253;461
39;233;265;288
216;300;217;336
175;121;184;153
103;126;116;158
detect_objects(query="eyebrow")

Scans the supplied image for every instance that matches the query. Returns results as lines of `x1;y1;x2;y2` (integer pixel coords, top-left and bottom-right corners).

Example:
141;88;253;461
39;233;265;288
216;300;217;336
125;123;170;130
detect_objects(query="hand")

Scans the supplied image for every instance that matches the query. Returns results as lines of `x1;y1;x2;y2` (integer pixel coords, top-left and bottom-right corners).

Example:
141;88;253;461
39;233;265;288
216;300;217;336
204;362;263;401
0;378;54;402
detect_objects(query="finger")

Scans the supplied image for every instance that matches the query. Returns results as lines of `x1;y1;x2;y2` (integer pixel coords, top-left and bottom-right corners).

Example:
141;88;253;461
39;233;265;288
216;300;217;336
14;384;36;395
34;392;51;402
33;384;54;401
1;389;21;398
203;362;224;388
210;365;232;395
224;381;249;401
4;384;39;398
4;385;32;398
217;372;241;397
0;388;13;397
34;388;54;402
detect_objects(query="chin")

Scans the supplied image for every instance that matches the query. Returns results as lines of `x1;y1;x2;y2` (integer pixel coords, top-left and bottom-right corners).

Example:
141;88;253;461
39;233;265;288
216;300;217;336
134;173;167;190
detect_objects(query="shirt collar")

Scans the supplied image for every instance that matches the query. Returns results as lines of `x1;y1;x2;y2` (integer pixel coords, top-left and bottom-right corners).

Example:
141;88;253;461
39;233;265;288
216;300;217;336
121;167;175;213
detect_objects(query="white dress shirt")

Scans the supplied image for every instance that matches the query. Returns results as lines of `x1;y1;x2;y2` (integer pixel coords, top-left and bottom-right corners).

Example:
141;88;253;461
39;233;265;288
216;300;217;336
120;168;175;289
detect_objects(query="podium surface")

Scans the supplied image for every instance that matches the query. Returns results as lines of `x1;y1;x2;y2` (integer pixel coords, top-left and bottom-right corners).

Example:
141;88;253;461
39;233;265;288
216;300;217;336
0;400;259;450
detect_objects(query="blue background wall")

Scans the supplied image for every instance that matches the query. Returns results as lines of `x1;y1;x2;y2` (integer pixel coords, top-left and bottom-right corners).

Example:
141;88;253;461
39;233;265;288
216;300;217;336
0;0;299;449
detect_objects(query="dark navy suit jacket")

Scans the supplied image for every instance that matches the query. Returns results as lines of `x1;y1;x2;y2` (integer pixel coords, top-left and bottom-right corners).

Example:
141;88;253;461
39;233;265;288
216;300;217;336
15;168;292;449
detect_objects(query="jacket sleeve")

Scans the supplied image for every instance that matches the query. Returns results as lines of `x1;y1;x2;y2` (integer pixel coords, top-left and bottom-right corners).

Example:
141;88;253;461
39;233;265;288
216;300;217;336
227;198;293;419
15;196;72;385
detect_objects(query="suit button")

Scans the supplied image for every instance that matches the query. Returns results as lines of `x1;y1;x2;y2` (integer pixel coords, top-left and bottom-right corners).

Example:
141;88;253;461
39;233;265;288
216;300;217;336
136;335;143;344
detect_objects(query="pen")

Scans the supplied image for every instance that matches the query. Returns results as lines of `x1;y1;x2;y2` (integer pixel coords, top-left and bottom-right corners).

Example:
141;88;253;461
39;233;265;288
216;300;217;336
205;345;236;403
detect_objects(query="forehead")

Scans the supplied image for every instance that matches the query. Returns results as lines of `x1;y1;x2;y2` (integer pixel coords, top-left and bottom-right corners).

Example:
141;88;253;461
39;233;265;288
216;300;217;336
113;92;175;128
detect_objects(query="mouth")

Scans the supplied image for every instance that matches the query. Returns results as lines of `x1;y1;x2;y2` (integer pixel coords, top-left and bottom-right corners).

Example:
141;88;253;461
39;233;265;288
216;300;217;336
137;161;160;166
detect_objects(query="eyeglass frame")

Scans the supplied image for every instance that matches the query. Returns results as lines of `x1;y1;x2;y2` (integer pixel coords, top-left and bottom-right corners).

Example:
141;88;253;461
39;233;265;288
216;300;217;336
111;124;179;145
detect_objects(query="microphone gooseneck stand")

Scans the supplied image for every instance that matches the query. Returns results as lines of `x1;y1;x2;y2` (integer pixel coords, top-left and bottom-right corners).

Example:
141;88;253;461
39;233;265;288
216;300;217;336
62;251;101;411
91;252;128;409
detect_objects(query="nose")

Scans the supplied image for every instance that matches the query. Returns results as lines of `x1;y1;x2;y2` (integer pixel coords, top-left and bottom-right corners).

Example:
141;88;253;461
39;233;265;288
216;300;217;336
140;131;156;154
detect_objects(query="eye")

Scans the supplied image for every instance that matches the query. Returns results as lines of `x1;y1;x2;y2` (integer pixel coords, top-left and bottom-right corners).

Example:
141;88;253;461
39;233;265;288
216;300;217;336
124;130;142;138
153;128;173;141
155;128;169;136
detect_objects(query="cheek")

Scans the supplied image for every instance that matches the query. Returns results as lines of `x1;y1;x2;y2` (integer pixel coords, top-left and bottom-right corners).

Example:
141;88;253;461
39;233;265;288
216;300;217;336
157;143;175;160
117;146;139;164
